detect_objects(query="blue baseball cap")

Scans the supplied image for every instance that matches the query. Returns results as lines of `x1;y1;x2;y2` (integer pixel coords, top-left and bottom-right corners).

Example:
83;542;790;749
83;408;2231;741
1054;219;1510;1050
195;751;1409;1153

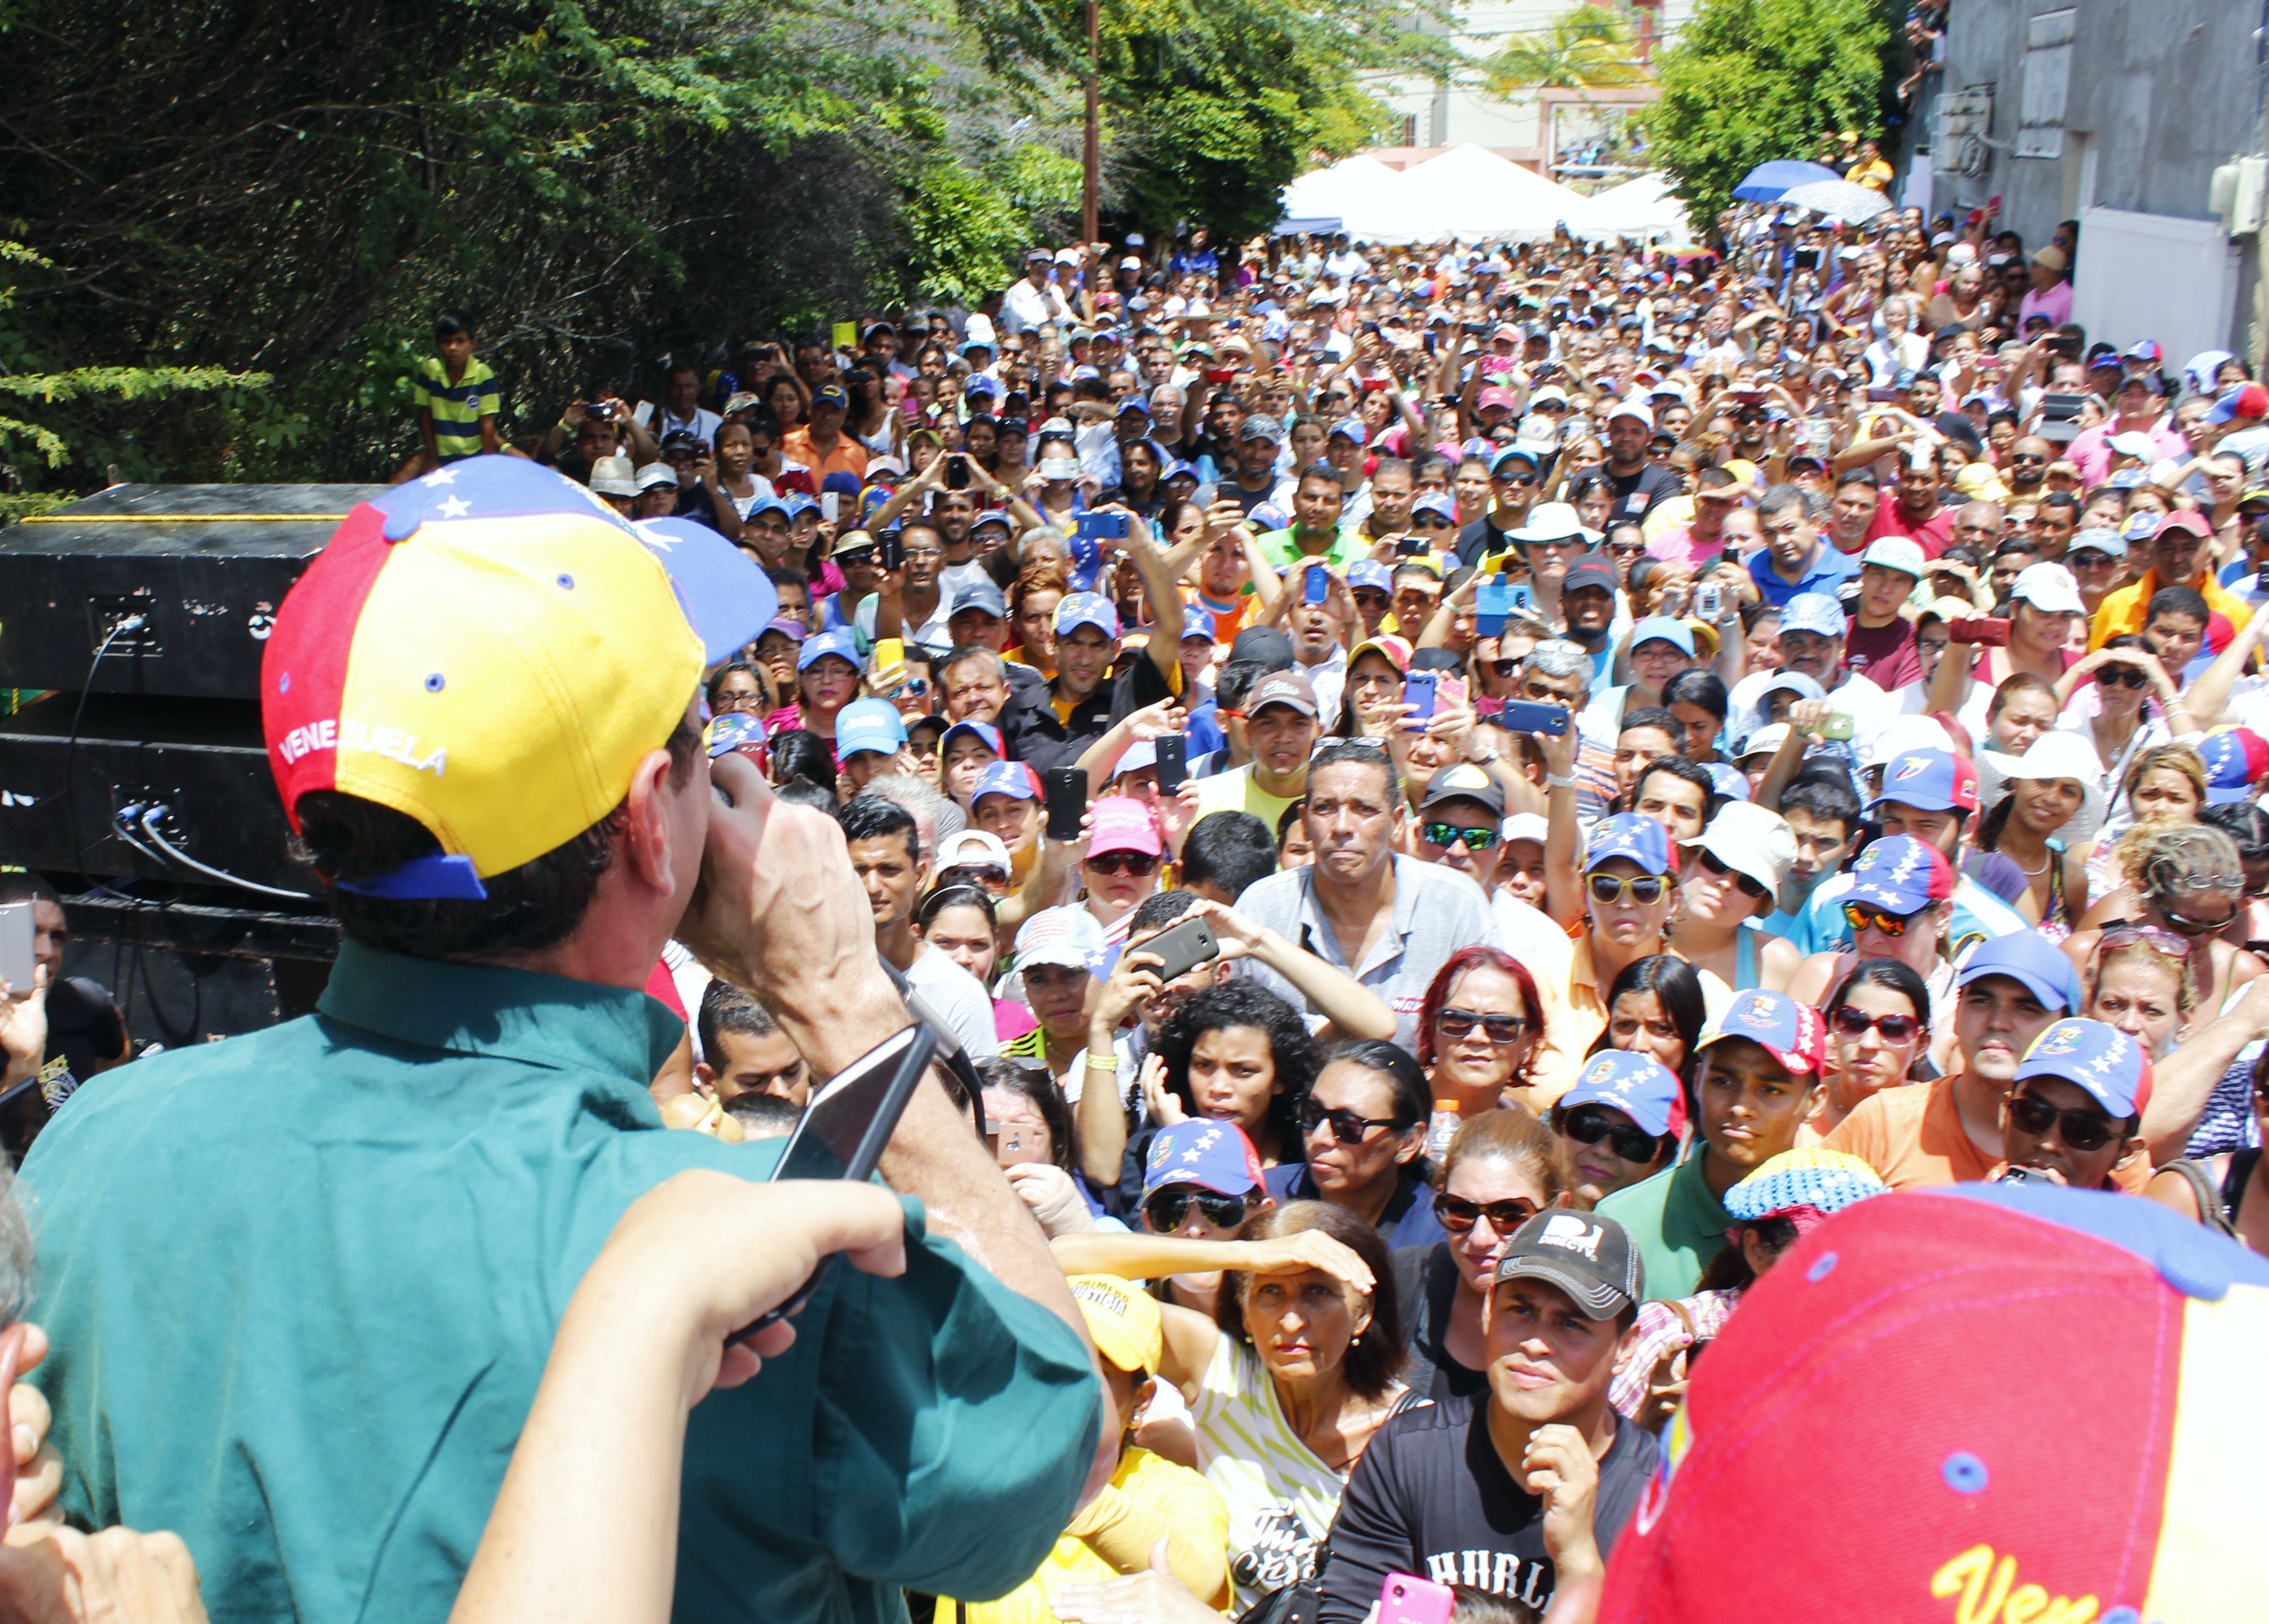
1141;1119;1266;1200
1958;932;2085;1017
1779;593;1846;639
796;627;861;673
1704;762;1751;802
940;719;1004;759
1054;592;1121;639
1585;813;1674;877
1756;671;1828;708
2014;1018;2150;1118
1629;615;1694;657
1411;492;1458;523
835;697;907;759
1846;833;1954;915
971;759;1041;804
705;712;768;759
1559;1050;1681;1138
633;516;778;665
1348;560;1393;594
2196;726;2269;804
1868;747;1981;815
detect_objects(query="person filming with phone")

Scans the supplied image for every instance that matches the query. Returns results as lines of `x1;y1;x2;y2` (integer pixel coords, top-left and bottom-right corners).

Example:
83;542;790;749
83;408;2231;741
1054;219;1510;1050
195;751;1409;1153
20;460;1108;1624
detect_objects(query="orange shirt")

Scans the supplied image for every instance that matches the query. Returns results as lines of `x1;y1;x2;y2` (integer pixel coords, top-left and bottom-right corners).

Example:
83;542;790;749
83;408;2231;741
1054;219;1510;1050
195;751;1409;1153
781;428;869;484
1824;1075;2152;1193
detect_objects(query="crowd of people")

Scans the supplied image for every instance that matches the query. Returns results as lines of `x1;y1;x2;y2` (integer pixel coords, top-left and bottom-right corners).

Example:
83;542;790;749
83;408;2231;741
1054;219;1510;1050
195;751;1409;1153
7;186;2269;1624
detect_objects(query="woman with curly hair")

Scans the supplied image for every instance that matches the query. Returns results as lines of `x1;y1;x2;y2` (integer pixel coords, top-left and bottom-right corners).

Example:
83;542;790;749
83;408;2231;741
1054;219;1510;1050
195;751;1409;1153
1415;945;1548;1117
2069;820;2265;1017
1143;980;1320;1172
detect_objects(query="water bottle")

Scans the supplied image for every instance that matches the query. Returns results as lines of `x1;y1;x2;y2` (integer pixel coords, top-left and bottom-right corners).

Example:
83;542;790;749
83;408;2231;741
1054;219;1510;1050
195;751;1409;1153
1424;1099;1461;1165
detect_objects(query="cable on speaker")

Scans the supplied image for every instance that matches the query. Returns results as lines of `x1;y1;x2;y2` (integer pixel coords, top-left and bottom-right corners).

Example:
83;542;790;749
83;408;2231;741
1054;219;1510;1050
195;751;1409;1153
137;805;315;902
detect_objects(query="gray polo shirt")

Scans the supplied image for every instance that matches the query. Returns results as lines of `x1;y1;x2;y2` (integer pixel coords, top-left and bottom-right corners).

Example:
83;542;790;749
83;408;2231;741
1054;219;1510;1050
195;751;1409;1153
1233;854;1506;1049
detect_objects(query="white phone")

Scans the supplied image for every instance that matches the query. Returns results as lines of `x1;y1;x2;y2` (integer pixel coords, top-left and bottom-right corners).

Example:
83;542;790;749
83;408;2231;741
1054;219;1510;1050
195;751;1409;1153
0;903;35;1000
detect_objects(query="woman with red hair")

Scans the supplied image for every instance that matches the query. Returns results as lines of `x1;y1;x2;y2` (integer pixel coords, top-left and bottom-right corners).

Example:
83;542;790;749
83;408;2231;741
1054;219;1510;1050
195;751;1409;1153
1415;945;1548;1117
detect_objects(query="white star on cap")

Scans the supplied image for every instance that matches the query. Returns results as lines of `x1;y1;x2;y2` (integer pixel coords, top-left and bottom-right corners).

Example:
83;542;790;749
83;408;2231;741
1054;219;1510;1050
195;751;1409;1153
436;496;471;519
419;467;457;487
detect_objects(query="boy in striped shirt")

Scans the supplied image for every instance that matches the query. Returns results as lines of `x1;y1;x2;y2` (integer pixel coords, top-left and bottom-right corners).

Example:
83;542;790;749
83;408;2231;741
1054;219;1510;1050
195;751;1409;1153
413;309;503;468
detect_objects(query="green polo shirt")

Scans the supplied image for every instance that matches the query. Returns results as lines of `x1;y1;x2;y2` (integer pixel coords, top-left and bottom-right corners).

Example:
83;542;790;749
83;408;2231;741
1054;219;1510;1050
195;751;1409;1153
24;941;1098;1624
1593;1151;1733;1301
1258;523;1366;573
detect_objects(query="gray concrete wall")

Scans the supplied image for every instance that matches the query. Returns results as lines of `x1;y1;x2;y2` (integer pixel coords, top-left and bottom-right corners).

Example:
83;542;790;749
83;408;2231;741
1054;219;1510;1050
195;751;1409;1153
1931;0;2265;351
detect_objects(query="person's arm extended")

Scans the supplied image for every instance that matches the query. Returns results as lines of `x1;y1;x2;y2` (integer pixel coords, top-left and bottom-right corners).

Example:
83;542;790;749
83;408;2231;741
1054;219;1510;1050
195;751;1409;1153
1192;898;1397;1041
1050;1227;1374;1295
1830;429;1913;475
1074;699;1186;799
1121;521;1187;686
1923;630;1973;718
2138;977;2269;1163
1538;715;1585;929
449;1176;910;1624
1755;698;1831;811
869;455;944;533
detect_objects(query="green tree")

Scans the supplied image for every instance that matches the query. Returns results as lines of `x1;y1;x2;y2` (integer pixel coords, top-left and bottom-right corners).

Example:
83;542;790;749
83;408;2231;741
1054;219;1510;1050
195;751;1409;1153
1482;4;1646;98
1641;0;1895;228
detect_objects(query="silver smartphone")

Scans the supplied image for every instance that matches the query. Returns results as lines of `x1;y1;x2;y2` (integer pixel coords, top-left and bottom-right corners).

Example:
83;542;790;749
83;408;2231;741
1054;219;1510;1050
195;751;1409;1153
0;903;35;1000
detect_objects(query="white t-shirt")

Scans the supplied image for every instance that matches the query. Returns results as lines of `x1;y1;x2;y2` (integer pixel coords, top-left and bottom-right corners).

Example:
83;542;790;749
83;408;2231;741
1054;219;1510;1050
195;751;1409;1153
903;944;1002;1060
1192;1337;1394;1612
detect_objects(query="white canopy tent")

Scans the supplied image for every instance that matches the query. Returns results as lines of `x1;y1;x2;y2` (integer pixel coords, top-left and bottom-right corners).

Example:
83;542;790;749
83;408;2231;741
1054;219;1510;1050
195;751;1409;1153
1565;172;1693;242
1277;144;1591;244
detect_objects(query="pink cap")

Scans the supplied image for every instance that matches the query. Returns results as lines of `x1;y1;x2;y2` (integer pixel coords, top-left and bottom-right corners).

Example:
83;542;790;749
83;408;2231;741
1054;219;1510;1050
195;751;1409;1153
1477;385;1521;412
1087;794;1163;857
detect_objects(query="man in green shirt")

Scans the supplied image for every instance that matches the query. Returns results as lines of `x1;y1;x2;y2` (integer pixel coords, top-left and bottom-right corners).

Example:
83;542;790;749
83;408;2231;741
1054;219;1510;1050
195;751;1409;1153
1596;989;1828;1297
1260;467;1366;572
24;460;1103;1624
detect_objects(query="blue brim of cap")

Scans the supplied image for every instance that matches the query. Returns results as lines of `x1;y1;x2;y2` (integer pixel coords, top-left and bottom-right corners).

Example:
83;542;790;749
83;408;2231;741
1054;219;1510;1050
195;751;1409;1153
1956;961;2073;1015
2207;785;2256;805
636;516;778;665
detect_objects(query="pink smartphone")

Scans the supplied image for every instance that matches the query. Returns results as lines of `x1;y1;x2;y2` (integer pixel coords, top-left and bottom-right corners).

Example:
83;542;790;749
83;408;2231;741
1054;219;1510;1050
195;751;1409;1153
1379;1574;1454;1624
1437;675;1470;711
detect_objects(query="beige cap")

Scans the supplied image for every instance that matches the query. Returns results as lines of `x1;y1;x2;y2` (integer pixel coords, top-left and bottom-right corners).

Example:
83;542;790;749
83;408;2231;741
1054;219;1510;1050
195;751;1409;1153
2032;247;2068;272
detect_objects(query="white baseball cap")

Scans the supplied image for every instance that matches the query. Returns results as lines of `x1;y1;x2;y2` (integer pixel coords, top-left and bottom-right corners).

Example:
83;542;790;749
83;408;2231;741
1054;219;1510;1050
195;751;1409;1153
1859;537;1927;580
1606;400;1654;429
937;829;1014;877
2009;562;2084;616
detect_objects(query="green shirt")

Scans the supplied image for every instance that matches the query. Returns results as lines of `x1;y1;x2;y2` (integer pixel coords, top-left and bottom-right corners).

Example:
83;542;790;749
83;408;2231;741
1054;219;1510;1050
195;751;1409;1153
1258;524;1366;573
1593;1151;1733;1301
412;355;500;460
25;941;1098;1624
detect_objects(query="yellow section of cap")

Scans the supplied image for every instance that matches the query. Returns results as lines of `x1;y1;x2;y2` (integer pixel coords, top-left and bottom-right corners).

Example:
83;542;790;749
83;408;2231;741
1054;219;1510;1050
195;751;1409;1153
2141;1282;2269;1620
333;510;702;877
1068;1273;1164;1374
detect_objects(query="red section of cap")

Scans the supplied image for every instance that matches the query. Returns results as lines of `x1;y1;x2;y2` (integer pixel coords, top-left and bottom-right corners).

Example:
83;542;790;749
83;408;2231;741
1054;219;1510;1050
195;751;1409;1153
260;503;395;832
1600;1194;2175;1623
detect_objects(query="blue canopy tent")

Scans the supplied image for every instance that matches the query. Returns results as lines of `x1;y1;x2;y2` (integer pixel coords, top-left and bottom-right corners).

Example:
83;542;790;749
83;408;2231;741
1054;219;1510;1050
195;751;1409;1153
1273;217;1343;236
1731;160;1843;202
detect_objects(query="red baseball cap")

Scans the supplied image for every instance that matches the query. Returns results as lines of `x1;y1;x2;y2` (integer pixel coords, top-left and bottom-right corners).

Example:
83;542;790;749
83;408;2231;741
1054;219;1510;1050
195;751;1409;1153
2154;509;2212;542
1600;1184;2269;1622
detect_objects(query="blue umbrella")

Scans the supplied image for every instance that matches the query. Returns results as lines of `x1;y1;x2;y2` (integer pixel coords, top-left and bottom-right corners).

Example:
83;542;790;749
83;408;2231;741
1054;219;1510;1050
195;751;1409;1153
1731;160;1844;202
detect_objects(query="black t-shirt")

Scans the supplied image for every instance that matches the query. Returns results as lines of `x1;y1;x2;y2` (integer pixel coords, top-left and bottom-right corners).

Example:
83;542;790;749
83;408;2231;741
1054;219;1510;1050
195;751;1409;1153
1578;459;1681;529
1455;514;1517;569
1318;1393;1657;1624
42;977;125;1108
995;654;1177;774
1392;1243;1489;1403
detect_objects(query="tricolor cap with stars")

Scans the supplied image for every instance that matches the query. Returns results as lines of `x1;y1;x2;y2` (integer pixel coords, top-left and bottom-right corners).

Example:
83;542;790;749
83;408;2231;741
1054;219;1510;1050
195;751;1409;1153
1868;747;1979;816
2014;1018;2152;1120
262;455;772;901
1585;812;1676;877
1559;1049;1683;1138
1698;989;1825;1077
1599;1180;2269;1623
1845;833;1954;915
1141;1118;1266;1201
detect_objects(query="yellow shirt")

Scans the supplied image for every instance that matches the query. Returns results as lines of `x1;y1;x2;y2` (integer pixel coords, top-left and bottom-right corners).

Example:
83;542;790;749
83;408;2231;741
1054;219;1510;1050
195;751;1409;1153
1845;157;1893;190
961;1446;1232;1624
1189;764;1301;830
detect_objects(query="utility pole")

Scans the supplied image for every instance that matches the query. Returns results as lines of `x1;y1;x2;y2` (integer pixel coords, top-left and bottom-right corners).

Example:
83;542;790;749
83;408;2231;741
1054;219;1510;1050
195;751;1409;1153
1083;0;1101;245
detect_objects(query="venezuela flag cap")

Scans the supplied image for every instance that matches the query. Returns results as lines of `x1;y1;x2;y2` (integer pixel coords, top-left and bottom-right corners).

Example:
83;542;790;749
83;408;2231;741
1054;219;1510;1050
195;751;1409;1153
262;456;772;899
1602;1180;2269;1623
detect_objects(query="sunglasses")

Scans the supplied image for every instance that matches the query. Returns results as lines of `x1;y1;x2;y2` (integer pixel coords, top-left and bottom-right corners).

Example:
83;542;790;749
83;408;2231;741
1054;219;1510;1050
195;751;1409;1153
1085;850;1162;877
1433;1191;1541;1234
1437;1006;1530;1044
1300;1098;1409;1145
2096;666;2148;690
2008;453;2047;465
2007;1089;2123;1154
1497;472;1540;486
1590;872;1669;906
1424;821;1502;852
1559;1104;1664;1163
1831;1006;1922;1043
2099;924;2193;957
1844;900;1925;936
1143;1187;1251;1231
1695;847;1769;900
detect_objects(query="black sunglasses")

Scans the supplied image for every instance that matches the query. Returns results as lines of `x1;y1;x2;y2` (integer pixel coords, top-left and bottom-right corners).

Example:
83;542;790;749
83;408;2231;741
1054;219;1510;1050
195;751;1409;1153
2096;666;2149;690
1695;847;1769;900
1300;1098;1410;1145
2007;1090;2123;1154
1433;1191;1540;1234
1437;1006;1529;1043
2008;453;2047;465
1144;1186;1251;1231
1558;1104;1664;1164
1086;850;1162;877
1831;1006;1921;1043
